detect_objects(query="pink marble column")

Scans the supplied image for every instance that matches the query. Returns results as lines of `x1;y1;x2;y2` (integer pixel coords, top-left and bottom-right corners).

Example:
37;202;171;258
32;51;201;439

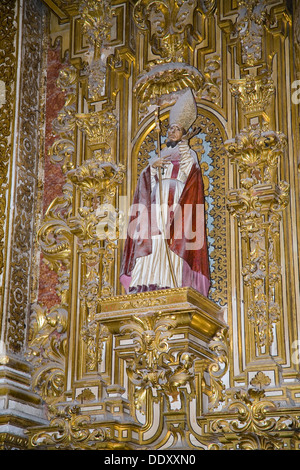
38;43;67;309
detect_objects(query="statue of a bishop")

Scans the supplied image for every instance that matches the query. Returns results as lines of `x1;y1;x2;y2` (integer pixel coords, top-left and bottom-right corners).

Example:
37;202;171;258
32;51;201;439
120;89;210;296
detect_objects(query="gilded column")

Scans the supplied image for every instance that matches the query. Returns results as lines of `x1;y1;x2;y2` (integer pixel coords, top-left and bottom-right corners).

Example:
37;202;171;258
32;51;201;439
0;0;48;448
225;0;297;394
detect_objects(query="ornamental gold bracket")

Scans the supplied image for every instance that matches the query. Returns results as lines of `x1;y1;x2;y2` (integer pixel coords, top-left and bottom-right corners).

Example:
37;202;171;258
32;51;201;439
98;289;229;426
119;311;195;414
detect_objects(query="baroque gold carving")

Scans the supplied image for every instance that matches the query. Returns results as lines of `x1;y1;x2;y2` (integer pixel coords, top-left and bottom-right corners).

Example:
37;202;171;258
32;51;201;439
29;405;112;450
76;110;117;147
19;0;300;453
120;295;167;310
225;123;287;184
26;304;68;404
80;0;112;53
210;387;300;450
80;0;113;100
68;155;124;201
226;123;289;351
120;312;195;412
133;0;198;61
6;0;46;353
134;62;205;106
203;327;229;410
48;65;77;173
37;183;73;273
0;0;16;276
235;0;268;66
229;70;275;116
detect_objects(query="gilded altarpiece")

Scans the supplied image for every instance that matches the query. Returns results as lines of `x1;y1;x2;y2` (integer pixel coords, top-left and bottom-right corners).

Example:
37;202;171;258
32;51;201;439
0;0;300;451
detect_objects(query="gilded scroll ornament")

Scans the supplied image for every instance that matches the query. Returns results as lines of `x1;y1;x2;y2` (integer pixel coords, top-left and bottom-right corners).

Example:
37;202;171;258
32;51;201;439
48;66;77;172
37;183;73;273
27;304;68;404
203;327;229;410
29;405;112;450
210;387;300;450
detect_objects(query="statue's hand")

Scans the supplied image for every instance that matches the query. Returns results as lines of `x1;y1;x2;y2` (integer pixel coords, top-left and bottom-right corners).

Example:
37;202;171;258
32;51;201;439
152;155;171;168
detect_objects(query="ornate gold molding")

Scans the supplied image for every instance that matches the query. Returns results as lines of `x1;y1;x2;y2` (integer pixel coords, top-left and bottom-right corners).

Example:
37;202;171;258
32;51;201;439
210;387;300;450
0;1;16;279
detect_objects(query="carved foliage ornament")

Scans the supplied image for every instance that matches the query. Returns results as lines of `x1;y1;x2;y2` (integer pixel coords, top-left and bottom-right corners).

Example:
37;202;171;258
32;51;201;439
26;304;68;404
49;65;77;173
79;0;112;51
79;0;113;100
225;123;287;184
29;405;112;450
211;387;300;450
133;0;197;60
120;312;195;412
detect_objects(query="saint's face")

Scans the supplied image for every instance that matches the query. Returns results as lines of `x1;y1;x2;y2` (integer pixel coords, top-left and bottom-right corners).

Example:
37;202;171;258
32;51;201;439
167;124;184;142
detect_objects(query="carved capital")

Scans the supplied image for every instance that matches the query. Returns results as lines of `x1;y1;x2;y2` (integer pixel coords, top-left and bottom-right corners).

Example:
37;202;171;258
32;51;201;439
229;71;275;116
